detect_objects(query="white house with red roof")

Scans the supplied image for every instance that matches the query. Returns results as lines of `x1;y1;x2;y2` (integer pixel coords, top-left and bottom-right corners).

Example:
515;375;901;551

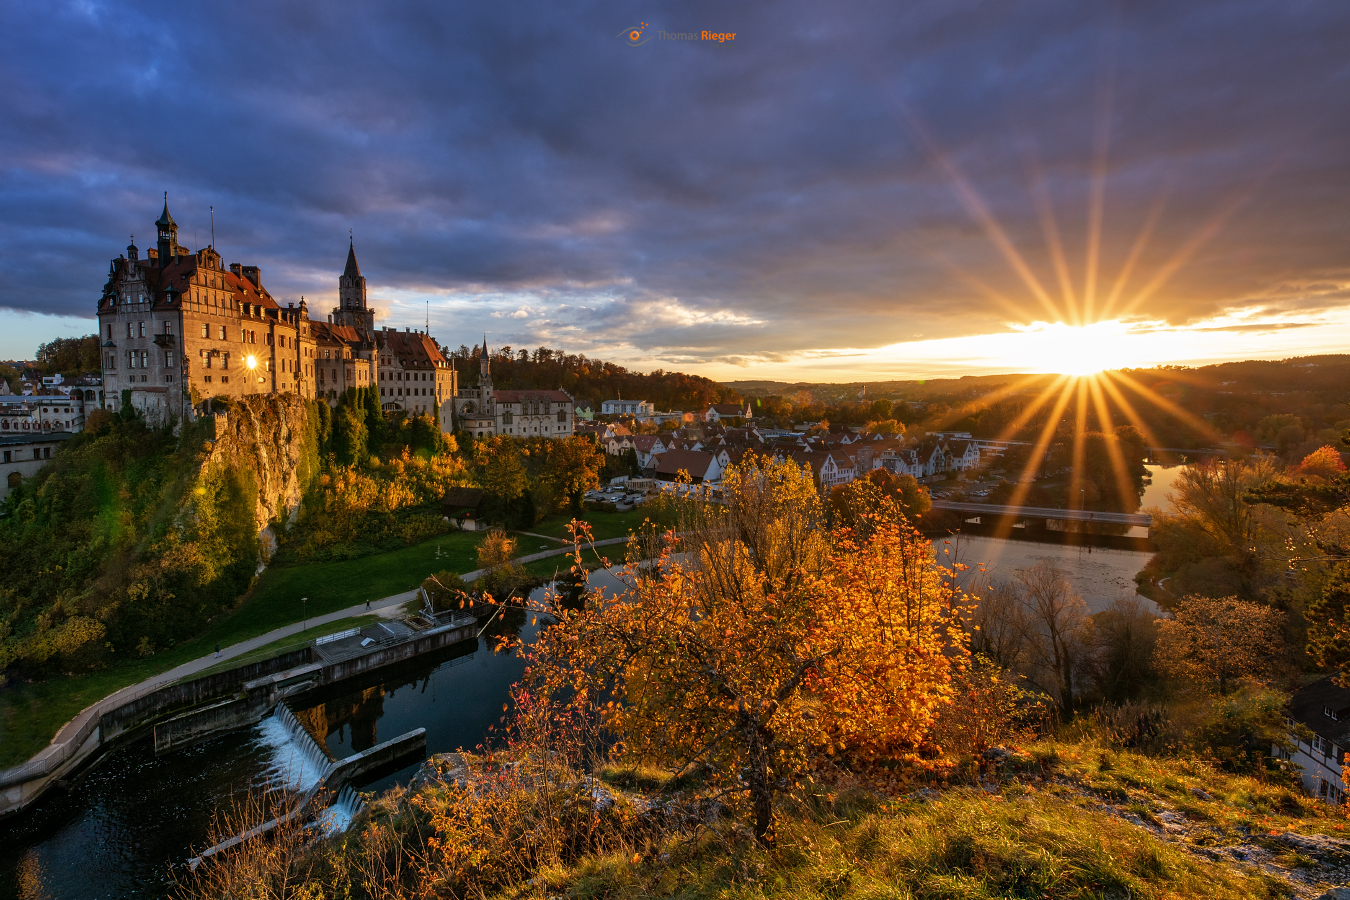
702;402;753;423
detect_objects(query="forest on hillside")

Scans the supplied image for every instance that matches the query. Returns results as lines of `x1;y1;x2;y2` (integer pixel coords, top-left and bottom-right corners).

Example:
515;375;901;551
733;357;1350;460
447;344;740;413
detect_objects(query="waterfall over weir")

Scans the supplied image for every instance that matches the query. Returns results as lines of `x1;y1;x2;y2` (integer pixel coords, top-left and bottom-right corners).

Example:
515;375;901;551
258;702;335;792
319;785;367;836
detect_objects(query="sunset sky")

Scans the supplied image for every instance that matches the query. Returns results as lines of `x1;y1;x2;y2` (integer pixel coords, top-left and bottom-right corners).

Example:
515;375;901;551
2;1;1347;381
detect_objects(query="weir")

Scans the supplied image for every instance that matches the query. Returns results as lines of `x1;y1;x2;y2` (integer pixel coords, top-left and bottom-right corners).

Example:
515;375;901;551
189;726;426;869
0;612;477;820
273;702;336;770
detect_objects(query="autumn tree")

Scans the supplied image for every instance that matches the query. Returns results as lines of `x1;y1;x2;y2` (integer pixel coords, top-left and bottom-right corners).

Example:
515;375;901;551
968;579;1026;671
1246;467;1350;681
1295;444;1348;482
536;436;605;515
828;469;931;534
527;455;964;845
1154;595;1286;694
473;436;532;526
36;334;100;375
1169;455;1281;569
1013;560;1091;716
1086;596;1160;703
477;530;517;570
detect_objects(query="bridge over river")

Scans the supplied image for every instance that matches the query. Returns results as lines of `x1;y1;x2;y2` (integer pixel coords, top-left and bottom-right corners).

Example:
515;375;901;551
930;500;1152;531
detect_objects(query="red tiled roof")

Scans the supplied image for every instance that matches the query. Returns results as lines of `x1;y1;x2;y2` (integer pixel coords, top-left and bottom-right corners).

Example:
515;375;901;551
655;448;716;479
377;329;448;367
494;389;573;403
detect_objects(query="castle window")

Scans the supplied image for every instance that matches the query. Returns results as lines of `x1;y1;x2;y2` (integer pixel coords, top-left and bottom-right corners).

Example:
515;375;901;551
202;324;209;339
138;321;145;337
219;325;227;340
164;321;173;335
107;324;113;340
127;322;133;338
165;352;175;367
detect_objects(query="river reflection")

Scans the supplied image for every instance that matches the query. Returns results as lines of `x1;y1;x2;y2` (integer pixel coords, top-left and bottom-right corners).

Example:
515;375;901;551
0;567;630;900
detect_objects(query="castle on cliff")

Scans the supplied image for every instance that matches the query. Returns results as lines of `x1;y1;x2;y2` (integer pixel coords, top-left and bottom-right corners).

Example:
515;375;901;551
98;197;576;437
98;196;462;428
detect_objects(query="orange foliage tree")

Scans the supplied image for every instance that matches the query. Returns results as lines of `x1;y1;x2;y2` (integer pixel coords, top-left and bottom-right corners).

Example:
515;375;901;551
1296;444;1348;482
1154;595;1286;694
526;455;965;845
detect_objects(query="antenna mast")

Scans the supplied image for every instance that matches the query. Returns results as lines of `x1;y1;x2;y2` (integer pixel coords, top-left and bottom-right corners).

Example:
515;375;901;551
210;206;215;248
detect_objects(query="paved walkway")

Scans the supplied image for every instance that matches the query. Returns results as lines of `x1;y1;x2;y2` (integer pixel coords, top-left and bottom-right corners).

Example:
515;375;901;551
13;536;633;779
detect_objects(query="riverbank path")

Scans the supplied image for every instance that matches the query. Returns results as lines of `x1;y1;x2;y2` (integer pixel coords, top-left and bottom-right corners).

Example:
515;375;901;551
22;536;632;780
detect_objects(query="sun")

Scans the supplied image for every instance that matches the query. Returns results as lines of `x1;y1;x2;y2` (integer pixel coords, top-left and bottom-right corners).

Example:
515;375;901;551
1010;320;1139;377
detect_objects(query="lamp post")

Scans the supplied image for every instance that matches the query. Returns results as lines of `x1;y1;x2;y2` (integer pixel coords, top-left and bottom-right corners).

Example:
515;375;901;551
301;596;307;632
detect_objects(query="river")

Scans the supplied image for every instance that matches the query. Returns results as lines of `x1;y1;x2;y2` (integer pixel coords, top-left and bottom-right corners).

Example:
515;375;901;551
1;472;1183;899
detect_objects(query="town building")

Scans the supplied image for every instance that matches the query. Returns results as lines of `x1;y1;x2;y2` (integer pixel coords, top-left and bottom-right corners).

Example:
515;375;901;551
601;399;655;417
2;433;75;502
1281;677;1350;804
453;343;576;439
702;402;753;423
650;448;725;485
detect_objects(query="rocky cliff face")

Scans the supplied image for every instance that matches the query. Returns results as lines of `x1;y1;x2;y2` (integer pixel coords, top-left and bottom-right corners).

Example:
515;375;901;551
206;394;320;561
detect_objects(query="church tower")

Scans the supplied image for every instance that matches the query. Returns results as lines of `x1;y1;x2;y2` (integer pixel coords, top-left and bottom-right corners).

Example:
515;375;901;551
333;238;375;333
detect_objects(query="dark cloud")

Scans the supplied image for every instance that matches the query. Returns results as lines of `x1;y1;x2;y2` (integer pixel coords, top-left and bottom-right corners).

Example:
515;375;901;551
1;0;1348;369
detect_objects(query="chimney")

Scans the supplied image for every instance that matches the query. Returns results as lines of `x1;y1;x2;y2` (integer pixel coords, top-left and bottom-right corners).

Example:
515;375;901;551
241;266;261;288
328;315;333;323
229;263;243;278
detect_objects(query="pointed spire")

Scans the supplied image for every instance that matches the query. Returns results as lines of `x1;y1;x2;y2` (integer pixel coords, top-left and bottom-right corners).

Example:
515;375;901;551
156;192;176;228
344;235;361;278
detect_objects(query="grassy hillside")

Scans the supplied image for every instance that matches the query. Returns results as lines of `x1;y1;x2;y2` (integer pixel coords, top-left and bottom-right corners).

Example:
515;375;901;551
184;735;1350;898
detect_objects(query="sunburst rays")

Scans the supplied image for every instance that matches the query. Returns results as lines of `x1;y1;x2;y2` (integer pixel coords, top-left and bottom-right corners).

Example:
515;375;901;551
893;66;1252;522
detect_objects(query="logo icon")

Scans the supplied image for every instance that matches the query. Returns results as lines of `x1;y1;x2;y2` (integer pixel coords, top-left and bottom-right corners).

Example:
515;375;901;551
619;22;650;46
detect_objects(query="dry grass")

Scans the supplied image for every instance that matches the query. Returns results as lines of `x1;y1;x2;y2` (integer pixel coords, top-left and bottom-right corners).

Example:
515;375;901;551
174;734;1335;899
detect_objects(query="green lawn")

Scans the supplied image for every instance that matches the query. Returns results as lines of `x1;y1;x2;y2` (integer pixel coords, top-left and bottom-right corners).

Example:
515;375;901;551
526;508;657;543
227;530;485;637
189;614;381;678
519;546;616;582
0;532;487;769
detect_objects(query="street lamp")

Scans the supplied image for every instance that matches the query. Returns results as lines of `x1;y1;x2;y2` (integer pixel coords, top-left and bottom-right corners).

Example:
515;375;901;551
301;596;307;632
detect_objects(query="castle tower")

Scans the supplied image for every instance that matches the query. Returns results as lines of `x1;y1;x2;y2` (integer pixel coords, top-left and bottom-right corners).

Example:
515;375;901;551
333;238;375;333
479;334;493;411
155;194;179;264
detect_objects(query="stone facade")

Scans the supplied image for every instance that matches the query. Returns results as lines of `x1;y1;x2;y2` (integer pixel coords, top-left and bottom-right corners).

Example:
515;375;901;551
98;197;457;429
454;345;575;438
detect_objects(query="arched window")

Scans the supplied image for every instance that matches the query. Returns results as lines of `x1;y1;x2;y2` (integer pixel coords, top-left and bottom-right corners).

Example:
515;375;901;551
7;472;19;489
